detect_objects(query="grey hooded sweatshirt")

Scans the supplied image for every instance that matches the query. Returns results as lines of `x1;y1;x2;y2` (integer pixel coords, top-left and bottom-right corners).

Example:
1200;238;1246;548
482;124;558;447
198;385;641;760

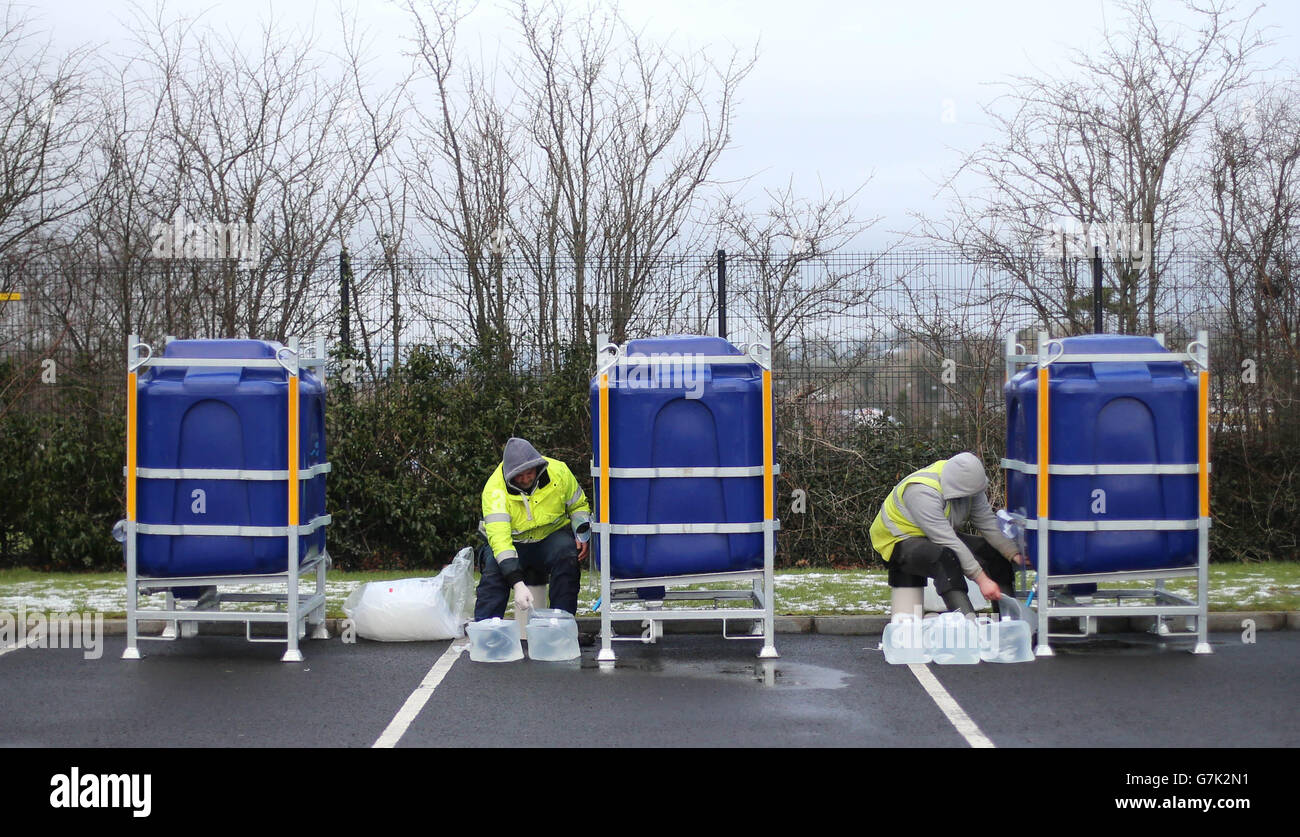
900;452;1020;579
502;437;548;490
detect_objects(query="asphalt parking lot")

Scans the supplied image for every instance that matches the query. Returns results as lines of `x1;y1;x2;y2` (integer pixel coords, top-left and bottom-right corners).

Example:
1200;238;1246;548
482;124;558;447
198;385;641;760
3;629;1297;748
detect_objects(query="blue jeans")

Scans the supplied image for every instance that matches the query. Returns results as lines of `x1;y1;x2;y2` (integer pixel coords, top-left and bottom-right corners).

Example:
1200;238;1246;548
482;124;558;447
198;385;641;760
474;528;580;619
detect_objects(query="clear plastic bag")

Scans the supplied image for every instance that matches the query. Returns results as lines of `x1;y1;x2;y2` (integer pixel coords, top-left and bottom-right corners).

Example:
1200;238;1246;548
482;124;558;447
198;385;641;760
342;548;476;641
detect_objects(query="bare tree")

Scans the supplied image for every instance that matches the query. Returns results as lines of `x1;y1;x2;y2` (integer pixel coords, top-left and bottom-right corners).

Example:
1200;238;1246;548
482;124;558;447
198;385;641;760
1203;82;1300;442
918;0;1268;335
57;4;400;343
578;13;753;345
404;0;519;355
0;6;96;260
403;0;754;357
715;179;881;354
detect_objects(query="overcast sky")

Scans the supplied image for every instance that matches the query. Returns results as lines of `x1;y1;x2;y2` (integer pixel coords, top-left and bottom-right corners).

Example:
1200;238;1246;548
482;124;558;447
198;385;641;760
33;0;1300;248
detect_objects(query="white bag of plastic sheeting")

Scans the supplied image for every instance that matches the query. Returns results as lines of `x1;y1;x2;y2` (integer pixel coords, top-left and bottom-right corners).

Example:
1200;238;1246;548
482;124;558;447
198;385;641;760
342;548;476;641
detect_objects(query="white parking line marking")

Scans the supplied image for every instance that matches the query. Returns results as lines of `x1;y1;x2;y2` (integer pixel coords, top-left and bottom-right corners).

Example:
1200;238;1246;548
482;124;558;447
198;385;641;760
373;639;468;748
908;663;995;748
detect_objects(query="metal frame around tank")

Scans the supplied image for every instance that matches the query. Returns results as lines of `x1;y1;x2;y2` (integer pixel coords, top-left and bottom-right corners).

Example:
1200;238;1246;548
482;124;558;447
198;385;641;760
122;335;333;663
592;334;779;663
1003;330;1212;657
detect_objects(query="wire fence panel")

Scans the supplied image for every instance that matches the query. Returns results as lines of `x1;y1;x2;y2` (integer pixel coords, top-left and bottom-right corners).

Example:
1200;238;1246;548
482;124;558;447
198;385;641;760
1;249;1292;427
2;249;1295;566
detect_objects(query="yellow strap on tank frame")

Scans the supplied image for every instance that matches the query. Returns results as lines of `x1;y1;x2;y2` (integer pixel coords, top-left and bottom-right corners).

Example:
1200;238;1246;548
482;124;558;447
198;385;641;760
126;370;138;521
288;372;299;528
762;368;773;522
1198;369;1210;518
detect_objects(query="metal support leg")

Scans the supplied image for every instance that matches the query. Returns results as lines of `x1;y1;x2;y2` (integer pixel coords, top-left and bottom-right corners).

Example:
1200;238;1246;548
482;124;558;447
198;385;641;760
1034;579;1053;656
596;357;616;664
1193;336;1212;655
758;522;778;659
122;522;142;660
310;552;330;640
1193;517;1212;655
1034;331;1054;657
749;578;765;635
123;340;143;660
282;547;303;663
1034;530;1053;656
282;345;305;663
757;335;778;660
162;590;178;639
1151;579;1169;635
597;538;615;663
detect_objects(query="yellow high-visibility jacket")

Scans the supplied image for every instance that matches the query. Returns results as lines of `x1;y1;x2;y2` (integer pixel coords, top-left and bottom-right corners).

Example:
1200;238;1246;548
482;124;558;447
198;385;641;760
869;459;950;561
481;457;590;579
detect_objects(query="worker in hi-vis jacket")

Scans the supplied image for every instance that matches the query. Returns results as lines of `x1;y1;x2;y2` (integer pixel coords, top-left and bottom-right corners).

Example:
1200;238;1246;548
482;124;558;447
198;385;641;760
870;452;1025;616
475;437;591;620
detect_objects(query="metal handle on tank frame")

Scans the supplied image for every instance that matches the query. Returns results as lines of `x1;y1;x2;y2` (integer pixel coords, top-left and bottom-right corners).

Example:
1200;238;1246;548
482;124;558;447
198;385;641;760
595;340;622;376
746;340;772;370
275;345;299;375
1040;339;1065;367
128;342;152;373
1185;340;1208;371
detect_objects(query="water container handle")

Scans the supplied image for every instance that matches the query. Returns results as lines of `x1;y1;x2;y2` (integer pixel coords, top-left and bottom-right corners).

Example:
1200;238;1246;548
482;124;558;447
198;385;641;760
128;342;152;373
1041;339;1065;367
1185;340;1208;370
276;345;299;375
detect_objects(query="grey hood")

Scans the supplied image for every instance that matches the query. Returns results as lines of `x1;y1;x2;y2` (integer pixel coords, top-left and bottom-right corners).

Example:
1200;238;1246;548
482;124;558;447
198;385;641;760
502;437;548;488
939;452;988;499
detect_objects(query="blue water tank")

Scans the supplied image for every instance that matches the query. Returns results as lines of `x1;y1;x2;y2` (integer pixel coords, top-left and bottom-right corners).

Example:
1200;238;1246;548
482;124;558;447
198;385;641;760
135;339;327;577
1005;334;1198;575
590;336;772;579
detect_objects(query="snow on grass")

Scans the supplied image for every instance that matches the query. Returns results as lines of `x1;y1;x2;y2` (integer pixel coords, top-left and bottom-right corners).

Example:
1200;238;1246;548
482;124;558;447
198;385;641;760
1;564;1297;618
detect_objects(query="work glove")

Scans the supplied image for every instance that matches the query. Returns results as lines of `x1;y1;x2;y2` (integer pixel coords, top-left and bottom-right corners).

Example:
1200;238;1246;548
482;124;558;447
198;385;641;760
512;581;534;612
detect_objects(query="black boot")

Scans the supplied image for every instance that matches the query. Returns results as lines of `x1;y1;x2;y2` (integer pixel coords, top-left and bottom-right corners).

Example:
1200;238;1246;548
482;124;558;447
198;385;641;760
941;587;976;616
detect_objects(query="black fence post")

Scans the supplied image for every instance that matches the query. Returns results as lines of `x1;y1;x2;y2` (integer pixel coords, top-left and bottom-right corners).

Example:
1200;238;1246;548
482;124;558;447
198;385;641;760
1092;245;1104;334
717;249;727;340
340;246;352;352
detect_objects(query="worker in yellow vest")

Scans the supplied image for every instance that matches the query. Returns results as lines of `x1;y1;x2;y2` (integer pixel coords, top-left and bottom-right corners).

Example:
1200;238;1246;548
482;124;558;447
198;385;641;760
870;452;1025;616
475;438;591;620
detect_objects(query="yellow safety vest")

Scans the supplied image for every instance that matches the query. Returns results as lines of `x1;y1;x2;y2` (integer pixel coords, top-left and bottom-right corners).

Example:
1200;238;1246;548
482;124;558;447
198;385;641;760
869;459;951;561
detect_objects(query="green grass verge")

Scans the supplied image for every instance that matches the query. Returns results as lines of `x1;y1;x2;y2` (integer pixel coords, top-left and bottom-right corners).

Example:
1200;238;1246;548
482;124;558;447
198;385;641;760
2;562;1299;620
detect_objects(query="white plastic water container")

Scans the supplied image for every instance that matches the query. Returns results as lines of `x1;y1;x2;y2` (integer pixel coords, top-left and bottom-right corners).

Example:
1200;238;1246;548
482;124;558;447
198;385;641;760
466;617;524;662
924;612;981;664
997;594;1028;623
882;616;930;664
526;608;580;661
977;616;1035;663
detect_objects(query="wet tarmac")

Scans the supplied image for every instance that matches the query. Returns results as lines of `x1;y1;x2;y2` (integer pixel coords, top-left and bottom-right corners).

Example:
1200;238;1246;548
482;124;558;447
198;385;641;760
1;630;1296;747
